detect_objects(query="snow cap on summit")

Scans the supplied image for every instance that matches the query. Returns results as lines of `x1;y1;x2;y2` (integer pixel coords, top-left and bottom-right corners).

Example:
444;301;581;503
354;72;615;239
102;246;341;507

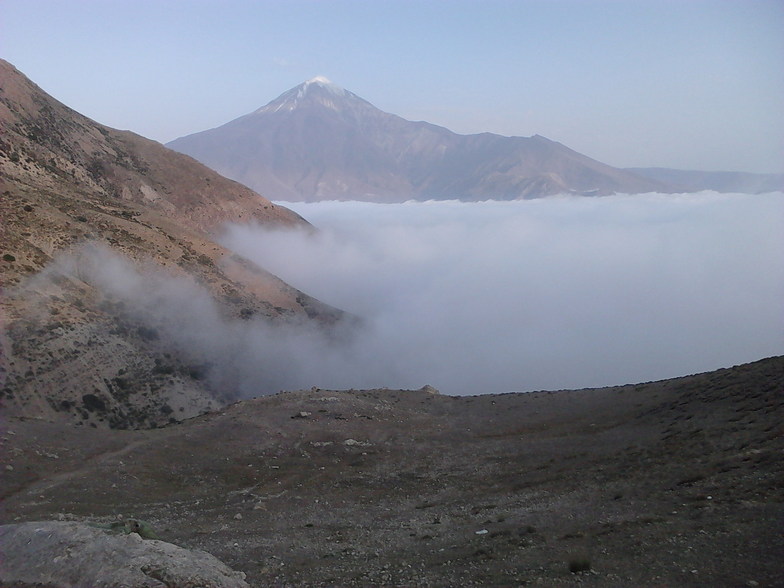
307;76;333;85
253;76;349;114
303;76;345;96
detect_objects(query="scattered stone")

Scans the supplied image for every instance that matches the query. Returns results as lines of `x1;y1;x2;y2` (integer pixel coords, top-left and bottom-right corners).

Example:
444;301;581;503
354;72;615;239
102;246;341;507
90;519;160;540
344;439;372;447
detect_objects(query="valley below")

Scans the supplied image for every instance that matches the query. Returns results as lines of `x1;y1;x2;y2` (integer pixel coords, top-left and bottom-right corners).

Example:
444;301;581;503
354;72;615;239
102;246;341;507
2;356;782;587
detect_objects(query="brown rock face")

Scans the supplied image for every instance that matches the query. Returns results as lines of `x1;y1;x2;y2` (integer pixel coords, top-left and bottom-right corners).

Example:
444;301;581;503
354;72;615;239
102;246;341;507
0;59;343;428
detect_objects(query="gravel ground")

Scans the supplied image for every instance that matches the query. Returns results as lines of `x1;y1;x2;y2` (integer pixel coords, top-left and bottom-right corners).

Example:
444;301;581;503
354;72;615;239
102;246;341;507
2;356;782;587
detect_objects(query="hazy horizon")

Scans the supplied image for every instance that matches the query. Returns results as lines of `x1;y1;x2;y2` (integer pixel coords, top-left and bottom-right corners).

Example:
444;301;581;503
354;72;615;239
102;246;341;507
2;0;782;174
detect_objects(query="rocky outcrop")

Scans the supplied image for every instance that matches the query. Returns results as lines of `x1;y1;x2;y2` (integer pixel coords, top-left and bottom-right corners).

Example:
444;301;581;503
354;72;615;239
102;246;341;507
0;521;249;588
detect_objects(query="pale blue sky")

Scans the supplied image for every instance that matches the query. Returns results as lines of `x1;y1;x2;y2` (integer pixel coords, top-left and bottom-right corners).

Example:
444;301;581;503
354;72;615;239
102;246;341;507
2;0;782;173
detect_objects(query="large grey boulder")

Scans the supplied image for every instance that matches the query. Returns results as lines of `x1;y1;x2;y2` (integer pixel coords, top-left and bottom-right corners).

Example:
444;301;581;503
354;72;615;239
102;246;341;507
0;521;249;588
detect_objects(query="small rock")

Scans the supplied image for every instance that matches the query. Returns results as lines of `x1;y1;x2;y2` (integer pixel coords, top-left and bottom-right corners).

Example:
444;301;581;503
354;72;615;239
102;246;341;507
5;465;13;471
475;529;488;535
344;439;372;447
234;513;243;520
291;411;311;419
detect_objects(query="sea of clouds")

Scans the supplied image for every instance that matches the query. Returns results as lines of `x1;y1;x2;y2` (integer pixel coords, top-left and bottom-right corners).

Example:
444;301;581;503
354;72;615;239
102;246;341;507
218;192;784;395
36;192;782;398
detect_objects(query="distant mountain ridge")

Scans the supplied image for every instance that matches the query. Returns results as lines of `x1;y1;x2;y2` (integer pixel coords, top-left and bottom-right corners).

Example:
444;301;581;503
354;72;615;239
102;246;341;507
167;78;669;202
625;167;784;194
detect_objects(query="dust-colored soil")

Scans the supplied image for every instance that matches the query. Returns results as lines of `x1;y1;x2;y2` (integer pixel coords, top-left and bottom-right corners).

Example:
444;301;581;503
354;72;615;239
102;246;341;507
2;356;782;587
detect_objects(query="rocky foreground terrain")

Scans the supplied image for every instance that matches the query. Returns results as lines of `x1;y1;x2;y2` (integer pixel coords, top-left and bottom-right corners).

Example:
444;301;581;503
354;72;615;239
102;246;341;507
2;356;782;587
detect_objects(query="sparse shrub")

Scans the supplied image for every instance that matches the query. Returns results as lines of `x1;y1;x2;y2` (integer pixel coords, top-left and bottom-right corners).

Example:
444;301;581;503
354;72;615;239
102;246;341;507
81;393;107;413
568;558;591;573
153;358;173;375
188;365;207;380
2;254;16;262
138;326;159;341
113;377;130;391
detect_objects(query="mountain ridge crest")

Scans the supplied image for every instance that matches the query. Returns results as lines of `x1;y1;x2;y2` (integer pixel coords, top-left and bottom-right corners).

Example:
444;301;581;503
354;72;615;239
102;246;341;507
168;80;667;202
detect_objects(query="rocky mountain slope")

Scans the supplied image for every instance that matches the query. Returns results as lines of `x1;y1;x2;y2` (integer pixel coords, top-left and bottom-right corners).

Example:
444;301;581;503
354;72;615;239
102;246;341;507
2;356;781;587
0;59;343;428
167;77;669;202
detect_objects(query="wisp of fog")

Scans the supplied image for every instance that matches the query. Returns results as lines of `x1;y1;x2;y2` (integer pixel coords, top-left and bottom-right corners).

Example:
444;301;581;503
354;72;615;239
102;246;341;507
220;193;784;395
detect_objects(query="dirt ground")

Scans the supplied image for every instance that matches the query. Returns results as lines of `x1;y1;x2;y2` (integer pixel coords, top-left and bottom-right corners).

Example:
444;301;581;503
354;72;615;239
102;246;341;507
2;356;782;587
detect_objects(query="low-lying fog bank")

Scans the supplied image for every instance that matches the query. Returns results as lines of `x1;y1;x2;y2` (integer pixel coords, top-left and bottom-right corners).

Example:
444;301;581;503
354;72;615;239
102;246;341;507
220;192;784;395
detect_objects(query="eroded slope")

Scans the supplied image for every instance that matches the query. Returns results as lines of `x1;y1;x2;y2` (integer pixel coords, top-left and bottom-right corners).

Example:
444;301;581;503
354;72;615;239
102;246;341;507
0;59;343;427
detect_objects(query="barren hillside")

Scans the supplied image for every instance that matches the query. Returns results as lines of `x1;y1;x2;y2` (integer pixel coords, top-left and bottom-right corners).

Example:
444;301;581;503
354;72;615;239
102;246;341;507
0;59;343;428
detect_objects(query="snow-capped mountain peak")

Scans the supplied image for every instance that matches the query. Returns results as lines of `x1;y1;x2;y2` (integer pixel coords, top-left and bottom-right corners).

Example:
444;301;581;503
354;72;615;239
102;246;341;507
169;79;670;203
301;75;347;99
255;77;351;114
304;76;342;91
